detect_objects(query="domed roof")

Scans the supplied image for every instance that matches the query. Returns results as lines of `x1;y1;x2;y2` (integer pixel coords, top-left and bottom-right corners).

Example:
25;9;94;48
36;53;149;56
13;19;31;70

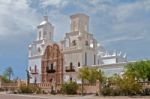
38;16;52;26
39;21;48;25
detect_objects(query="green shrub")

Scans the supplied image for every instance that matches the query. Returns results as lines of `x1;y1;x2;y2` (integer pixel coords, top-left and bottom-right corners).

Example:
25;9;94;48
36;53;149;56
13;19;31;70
19;85;41;94
101;87;122;96
61;81;78;95
1;76;13;83
111;88;121;96
142;88;150;96
101;86;142;96
101;87;112;96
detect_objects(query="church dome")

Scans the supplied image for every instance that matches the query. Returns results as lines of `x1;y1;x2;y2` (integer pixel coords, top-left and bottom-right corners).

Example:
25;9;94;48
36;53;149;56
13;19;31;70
38;16;52;26
39;21;48;25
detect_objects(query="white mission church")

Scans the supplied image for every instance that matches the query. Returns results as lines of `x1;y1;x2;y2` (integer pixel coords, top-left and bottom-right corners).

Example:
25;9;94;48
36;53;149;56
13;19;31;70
28;13;128;84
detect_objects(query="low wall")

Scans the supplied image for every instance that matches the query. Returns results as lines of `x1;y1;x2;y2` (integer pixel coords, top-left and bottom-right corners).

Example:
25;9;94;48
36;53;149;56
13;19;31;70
31;83;52;92
140;81;150;89
35;81;100;94
78;81;100;94
0;80;21;90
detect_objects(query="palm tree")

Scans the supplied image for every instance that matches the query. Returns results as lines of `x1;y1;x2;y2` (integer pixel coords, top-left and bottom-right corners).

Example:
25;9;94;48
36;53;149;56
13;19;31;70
4;66;14;81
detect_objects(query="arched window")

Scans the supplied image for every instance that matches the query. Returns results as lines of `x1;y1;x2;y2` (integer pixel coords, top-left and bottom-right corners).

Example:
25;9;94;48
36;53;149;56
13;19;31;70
78;62;80;67
50;78;53;82
85;41;89;46
70;62;73;66
72;40;76;46
51;63;53;70
35;65;37;73
70;62;73;69
38;47;41;53
70;77;72;82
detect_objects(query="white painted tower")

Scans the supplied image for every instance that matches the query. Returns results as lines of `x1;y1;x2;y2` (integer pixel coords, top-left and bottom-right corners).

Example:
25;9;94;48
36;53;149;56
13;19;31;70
28;16;54;83
61;13;98;82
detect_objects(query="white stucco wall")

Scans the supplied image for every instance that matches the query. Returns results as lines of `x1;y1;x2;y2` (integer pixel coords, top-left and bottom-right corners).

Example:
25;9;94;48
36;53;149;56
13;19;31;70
63;72;77;82
82;50;97;66
64;52;82;67
28;57;42;83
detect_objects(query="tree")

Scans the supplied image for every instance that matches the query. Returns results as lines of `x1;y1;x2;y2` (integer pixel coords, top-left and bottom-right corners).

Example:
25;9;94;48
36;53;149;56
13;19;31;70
1;75;10;83
4;67;14;81
111;74;141;95
78;67;105;84
61;81;78;95
145;60;150;81
125;60;150;81
78;67;89;95
78;67;105;95
78;67;90;84
95;69;106;95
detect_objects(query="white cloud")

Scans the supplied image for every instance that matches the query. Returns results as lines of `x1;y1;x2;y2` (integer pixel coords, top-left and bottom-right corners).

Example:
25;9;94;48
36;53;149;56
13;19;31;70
114;1;145;22
102;35;144;44
84;0;150;40
0;0;40;37
42;0;61;6
40;0;69;8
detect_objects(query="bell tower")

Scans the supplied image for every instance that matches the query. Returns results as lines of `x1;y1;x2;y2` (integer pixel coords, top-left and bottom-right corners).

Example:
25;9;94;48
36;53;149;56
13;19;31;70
37;16;54;42
62;13;98;83
70;13;89;32
28;16;55;83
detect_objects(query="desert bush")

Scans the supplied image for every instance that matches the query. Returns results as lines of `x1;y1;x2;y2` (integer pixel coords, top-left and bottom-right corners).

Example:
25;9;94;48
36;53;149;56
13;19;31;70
142;88;150;96
101;87;112;96
19;85;41;94
61;81;78;95
101;87;123;96
101;86;142;96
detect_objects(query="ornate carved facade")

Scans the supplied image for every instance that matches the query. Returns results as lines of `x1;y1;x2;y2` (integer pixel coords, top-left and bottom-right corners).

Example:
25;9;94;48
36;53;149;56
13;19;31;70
41;44;63;87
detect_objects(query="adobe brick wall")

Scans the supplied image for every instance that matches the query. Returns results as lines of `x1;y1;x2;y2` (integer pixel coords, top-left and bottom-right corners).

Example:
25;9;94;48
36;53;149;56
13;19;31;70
35;80;101;94
0;80;21;90
78;80;100;94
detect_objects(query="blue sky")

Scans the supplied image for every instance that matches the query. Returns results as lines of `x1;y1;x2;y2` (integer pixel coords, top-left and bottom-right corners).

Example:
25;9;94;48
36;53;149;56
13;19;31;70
0;0;150;79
